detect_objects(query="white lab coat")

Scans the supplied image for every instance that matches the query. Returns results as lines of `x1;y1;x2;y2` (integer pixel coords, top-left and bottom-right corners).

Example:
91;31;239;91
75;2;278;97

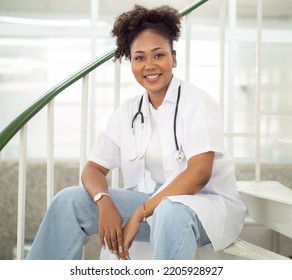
89;76;246;252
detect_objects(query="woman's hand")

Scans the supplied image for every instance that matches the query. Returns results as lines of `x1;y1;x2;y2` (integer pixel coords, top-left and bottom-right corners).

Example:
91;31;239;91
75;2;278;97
97;196;123;257
119;208;144;260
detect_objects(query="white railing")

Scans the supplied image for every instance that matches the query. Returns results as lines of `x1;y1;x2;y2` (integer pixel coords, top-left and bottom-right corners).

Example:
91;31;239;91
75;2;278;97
255;0;263;182
16;125;27;260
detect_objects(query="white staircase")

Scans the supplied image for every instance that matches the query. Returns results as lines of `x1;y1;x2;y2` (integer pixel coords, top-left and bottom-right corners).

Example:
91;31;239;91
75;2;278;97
220;181;292;260
237;181;292;240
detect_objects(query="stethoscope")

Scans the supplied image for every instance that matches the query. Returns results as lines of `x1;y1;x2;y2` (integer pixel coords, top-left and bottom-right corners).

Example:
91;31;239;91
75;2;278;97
129;85;184;162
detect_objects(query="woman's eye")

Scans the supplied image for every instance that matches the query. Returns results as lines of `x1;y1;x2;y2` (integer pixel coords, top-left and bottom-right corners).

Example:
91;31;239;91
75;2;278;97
155;53;164;59
134;56;144;61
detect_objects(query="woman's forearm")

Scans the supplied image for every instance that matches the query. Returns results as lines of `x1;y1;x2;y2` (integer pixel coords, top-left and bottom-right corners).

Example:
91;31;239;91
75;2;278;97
135;152;215;221
81;161;110;198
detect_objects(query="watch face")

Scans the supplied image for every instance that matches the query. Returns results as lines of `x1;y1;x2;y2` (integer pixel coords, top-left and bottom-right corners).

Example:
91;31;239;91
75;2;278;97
94;192;108;202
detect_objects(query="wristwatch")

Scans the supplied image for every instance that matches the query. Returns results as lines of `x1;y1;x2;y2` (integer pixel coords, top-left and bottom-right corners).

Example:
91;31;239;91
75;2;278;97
93;192;110;203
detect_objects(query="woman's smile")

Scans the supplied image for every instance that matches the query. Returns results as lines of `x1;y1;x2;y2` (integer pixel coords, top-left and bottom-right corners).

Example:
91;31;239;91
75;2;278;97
144;74;161;82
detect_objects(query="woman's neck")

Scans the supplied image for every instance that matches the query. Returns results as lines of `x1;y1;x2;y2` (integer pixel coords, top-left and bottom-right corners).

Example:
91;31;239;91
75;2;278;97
147;75;173;109
148;93;165;109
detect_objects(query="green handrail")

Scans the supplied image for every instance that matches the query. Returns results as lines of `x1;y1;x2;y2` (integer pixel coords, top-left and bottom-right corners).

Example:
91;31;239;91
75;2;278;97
179;0;209;17
0;0;209;151
0;48;115;151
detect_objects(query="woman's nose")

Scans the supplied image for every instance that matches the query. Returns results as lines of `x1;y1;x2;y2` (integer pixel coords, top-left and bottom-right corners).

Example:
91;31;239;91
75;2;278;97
144;58;157;70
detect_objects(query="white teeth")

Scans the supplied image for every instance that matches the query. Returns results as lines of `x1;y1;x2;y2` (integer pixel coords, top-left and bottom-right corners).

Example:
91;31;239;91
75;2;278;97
146;75;159;79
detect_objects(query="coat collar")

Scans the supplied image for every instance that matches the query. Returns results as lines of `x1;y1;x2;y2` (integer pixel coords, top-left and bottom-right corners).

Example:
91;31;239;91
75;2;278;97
141;75;181;118
163;75;181;104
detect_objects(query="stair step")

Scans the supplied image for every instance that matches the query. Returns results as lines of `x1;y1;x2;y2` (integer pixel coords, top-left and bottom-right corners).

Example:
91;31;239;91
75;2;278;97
237;181;292;239
101;238;289;260
223;238;288;260
237;181;292;205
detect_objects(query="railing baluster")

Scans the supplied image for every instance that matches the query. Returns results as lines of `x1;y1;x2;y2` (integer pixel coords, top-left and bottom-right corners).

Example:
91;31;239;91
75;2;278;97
226;0;237;157
47;100;54;207
255;0;262;182
111;61;121;189
16;125;27;260
113;61;121;112
185;14;191;83
80;75;89;260
79;75;89;184
219;0;227;111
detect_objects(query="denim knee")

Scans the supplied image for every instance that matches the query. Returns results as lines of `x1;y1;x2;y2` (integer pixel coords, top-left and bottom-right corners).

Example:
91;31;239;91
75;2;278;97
151;199;201;242
151;199;185;236
50;186;90;214
152;199;189;227
153;198;176;221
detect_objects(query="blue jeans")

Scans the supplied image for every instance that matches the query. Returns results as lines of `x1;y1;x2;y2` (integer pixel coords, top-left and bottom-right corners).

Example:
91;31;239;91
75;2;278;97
26;186;210;260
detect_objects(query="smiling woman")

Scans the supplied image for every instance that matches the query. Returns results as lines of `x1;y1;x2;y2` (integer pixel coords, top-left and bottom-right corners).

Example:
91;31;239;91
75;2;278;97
130;31;176;108
26;4;246;260
110;5;180;109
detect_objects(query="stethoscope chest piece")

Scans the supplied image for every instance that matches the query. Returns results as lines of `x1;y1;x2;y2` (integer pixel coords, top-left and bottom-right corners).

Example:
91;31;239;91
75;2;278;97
176;150;185;163
129;152;144;162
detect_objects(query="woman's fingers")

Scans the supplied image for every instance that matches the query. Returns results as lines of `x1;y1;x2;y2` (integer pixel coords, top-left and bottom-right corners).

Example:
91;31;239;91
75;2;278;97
101;227;131;260
101;226;124;257
120;242;130;260
99;228;106;249
117;228;124;255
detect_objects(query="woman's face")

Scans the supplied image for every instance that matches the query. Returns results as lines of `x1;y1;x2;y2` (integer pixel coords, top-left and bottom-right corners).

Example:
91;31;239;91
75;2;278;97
130;30;177;98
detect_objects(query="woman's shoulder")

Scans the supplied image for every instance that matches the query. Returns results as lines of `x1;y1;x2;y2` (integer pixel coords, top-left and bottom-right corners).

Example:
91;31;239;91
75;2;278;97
122;94;142;106
180;79;219;108
110;94;142;121
118;94;142;112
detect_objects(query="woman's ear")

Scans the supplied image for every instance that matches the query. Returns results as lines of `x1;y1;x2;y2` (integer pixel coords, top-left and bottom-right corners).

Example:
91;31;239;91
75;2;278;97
172;50;177;68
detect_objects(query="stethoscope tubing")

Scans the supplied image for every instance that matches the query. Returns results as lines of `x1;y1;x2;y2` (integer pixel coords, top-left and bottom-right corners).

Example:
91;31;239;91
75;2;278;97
131;84;183;161
173;85;181;152
131;95;144;131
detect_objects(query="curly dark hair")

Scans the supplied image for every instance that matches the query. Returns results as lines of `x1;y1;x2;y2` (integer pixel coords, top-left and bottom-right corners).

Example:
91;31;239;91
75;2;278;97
111;5;182;61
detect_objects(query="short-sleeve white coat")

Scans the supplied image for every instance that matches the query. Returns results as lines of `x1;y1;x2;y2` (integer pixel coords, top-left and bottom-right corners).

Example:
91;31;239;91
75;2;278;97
89;75;246;252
